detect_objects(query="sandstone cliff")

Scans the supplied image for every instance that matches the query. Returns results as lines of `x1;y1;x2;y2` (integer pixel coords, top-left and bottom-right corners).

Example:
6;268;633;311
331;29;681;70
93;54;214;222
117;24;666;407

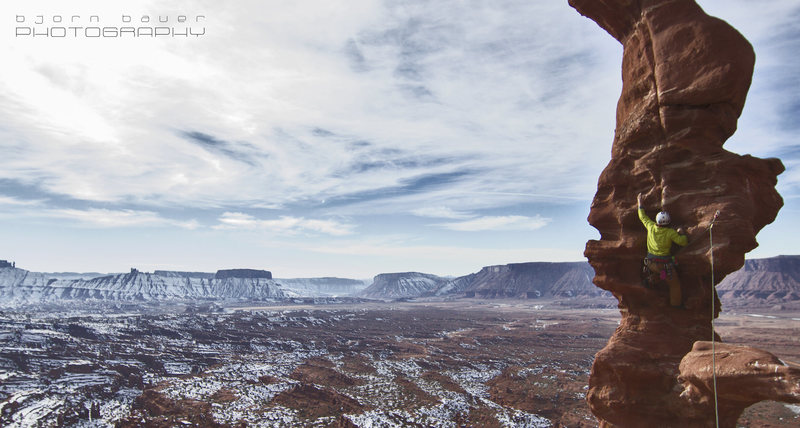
717;255;800;307
0;267;291;306
568;0;797;426
214;268;273;280
274;277;369;297
435;262;605;300
359;272;447;299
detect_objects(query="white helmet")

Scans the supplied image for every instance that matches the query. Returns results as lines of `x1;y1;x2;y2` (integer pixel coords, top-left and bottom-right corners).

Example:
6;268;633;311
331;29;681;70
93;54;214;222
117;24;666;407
656;211;671;226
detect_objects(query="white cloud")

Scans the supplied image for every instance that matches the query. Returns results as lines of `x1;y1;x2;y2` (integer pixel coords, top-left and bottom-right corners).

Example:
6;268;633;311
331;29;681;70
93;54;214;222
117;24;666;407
410;206;472;219
0;0;796;272
215;212;354;236
45;208;199;229
437;215;551;232
0;196;43;207
0;0;620;211
3;1;794;214
410;207;553;232
215;212;259;228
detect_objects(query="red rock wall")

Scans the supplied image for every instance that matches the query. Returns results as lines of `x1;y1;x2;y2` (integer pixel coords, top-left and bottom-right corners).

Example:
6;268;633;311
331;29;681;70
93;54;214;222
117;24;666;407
568;0;786;426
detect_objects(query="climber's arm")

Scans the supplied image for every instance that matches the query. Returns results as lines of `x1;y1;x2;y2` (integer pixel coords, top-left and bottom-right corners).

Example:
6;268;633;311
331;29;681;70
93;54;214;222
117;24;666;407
672;229;688;247
637;198;655;228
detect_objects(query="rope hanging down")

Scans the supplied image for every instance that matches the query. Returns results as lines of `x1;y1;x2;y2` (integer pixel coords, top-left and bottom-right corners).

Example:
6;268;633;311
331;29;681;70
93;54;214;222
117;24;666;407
709;210;720;428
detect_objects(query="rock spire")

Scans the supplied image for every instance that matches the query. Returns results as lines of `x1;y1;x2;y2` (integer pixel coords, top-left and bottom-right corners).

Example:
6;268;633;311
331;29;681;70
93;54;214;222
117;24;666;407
568;0;796;426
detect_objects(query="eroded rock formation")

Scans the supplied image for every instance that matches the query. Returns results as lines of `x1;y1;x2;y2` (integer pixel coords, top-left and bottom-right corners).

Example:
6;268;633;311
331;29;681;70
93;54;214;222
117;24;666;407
569;0;792;426
716;255;800;307
214;268;273;279
359;272;447;299
679;342;800;428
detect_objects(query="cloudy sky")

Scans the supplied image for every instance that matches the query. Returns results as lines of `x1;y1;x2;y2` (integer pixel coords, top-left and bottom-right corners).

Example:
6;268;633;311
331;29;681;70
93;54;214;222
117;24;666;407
1;0;798;278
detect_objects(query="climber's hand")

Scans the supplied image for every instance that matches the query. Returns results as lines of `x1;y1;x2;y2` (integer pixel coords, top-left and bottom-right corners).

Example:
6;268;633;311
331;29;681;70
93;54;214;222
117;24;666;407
677;227;686;235
637;193;643;207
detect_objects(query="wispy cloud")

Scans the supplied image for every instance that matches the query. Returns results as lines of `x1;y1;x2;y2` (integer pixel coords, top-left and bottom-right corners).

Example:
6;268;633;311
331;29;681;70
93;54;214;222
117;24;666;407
0;0;795;273
180;131;266;167
410;206;472;219
0;0;621;212
437;215;551;232
45;208;200;229
215;212;354;236
0;196;43;207
411;206;552;232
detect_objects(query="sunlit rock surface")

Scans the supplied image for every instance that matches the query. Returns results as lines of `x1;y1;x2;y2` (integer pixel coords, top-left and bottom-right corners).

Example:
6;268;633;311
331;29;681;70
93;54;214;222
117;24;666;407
679;341;800;427
569;0;788;426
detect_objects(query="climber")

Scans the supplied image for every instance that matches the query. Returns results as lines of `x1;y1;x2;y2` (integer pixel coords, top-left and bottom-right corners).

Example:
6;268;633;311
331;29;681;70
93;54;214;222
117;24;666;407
638;193;688;307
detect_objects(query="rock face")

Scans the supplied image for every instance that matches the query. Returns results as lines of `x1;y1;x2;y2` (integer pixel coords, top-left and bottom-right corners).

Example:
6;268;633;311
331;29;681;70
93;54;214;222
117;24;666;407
0;267;55;304
275;277;369;297
679;342;800;428
154;270;215;279
357;263;607;301
0;267;379;305
214;269;272;279
569;0;789;426
435;262;604;299
0;267;291;306
717;255;800;307
359;272;447;299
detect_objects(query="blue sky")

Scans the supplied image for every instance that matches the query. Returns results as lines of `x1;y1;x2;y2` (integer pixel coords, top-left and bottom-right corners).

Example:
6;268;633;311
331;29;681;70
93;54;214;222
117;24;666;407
1;0;798;278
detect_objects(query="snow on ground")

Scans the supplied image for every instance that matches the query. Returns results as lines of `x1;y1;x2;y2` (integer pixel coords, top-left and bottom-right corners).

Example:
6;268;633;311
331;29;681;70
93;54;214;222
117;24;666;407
0;305;603;426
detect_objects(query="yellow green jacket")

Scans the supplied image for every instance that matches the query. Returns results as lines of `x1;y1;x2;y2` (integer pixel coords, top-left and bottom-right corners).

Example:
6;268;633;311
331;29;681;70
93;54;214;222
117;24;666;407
638;208;688;256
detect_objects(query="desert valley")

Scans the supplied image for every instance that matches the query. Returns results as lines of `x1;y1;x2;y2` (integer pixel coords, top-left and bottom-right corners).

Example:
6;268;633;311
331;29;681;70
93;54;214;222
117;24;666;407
1;257;799;427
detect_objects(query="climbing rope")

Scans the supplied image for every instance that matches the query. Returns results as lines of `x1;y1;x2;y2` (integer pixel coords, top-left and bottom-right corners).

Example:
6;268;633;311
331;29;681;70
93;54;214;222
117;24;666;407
709;210;720;428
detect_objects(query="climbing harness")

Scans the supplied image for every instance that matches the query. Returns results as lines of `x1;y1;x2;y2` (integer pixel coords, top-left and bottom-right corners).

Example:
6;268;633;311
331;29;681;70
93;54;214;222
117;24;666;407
709;210;720;428
641;255;675;288
650;255;674;280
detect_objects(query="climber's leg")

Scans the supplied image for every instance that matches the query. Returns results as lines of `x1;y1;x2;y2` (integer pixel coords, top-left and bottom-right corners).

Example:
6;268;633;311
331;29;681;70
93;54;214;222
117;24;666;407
666;270;682;307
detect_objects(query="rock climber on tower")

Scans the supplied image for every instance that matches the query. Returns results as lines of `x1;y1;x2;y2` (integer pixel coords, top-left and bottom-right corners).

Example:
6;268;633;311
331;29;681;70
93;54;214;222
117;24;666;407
638;193;688;307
